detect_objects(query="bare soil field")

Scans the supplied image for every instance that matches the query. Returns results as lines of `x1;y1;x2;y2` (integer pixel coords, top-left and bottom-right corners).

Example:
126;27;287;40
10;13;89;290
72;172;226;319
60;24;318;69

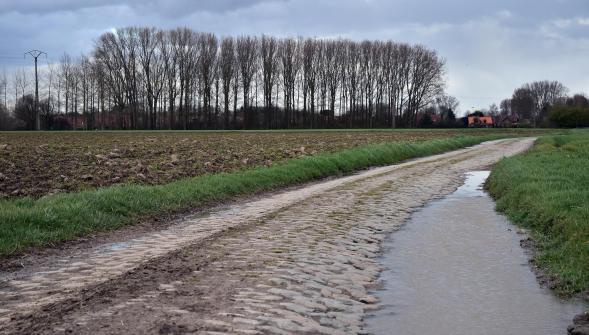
0;129;545;199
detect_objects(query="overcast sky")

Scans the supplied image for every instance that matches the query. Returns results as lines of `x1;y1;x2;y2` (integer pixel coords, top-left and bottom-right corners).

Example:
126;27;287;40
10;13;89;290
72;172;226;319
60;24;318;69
1;0;587;111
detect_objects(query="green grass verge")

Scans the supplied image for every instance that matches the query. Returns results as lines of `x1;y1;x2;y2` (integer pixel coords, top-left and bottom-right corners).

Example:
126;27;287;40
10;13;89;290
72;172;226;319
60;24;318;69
0;134;507;257
487;129;589;295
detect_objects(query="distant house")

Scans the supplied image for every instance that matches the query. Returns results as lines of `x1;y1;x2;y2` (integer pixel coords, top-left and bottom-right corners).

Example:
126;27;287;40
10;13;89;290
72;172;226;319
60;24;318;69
496;115;520;128
468;116;494;128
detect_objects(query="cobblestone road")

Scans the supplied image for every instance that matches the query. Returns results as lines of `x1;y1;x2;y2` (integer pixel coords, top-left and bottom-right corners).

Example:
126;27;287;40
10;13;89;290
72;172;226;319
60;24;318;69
0;138;535;334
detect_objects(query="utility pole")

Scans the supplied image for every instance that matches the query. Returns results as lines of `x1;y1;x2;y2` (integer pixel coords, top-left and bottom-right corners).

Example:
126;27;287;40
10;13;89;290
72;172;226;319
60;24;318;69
25;49;47;130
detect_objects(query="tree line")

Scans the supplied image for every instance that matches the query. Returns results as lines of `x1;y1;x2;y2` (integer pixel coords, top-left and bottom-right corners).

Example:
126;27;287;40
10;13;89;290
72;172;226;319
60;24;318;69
0;27;449;130
494;80;588;127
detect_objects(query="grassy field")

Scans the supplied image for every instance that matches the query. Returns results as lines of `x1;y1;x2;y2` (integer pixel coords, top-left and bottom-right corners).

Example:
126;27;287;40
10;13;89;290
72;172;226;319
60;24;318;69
0;129;548;199
487;130;589;295
0;131;529;257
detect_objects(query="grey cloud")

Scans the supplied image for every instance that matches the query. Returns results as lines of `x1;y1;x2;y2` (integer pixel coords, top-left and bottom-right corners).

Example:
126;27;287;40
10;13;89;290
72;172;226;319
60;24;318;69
0;0;587;110
0;0;283;15
133;0;287;17
0;0;120;14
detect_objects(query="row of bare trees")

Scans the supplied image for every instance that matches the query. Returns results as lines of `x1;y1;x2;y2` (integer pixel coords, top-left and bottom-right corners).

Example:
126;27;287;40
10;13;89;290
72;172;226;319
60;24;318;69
498;80;569;127
2;27;447;130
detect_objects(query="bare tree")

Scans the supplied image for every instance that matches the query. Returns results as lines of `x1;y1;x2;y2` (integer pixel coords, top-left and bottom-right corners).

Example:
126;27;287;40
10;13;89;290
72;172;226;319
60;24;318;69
14;69;29;106
137;27;159;129
488;103;499;117
220;37;235;129
261;35;278;128
173;28;198;129
524;80;568;126
236;35;258;128
435;94;459;121
499;98;511;116
94;31;135;128
160;30;179;129
404;45;444;127
279;37;301;128
344;41;360;127
197;33;218;128
324;40;341;126
1;69;7;110
78;56;93;128
302;39;319;127
511;87;535;121
232;50;240;127
44;62;56;121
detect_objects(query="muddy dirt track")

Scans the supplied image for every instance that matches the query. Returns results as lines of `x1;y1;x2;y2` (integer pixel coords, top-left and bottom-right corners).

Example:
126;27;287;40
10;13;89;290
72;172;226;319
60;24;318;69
0;138;535;335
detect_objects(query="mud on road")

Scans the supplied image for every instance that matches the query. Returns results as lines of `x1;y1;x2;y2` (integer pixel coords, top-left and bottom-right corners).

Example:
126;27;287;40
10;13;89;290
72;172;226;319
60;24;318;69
0;138;535;335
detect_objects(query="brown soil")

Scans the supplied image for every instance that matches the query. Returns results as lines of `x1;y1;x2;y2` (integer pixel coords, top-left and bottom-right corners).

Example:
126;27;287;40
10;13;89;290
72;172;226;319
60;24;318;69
0;129;546;199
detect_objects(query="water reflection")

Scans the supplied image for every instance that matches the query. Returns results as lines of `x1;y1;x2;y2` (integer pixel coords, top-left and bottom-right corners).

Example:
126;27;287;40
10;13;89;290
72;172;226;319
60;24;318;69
365;171;584;335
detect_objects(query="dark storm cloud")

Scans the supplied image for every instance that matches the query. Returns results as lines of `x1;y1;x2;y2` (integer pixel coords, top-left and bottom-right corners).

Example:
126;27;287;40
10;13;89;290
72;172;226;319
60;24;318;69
0;0;587;111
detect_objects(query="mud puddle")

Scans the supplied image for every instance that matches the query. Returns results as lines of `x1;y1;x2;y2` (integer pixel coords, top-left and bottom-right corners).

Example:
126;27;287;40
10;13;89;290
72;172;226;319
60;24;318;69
365;171;585;335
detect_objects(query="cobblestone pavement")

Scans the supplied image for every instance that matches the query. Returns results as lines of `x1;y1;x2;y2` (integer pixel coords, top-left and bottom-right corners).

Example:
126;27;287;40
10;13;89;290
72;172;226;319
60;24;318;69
0;138;535;334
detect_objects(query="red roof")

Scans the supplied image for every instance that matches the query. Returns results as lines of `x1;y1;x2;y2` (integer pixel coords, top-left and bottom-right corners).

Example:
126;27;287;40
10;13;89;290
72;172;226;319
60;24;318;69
468;116;494;126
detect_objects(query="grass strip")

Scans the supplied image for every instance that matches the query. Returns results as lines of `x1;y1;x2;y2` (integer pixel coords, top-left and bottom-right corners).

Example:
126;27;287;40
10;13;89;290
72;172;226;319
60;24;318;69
0;134;506;257
487;129;589;295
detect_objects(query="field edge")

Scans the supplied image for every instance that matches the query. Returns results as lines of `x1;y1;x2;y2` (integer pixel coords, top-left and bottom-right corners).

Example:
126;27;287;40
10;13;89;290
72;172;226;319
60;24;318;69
487;130;589;296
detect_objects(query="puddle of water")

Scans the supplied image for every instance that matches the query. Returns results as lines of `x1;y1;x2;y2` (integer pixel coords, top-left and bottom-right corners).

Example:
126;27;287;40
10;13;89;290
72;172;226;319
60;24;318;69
100;241;132;252
366;171;585;335
452;170;490;197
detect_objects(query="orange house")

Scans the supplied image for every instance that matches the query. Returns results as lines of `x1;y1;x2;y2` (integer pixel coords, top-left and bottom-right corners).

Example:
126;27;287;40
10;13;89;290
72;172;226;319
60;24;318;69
468;116;494;128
